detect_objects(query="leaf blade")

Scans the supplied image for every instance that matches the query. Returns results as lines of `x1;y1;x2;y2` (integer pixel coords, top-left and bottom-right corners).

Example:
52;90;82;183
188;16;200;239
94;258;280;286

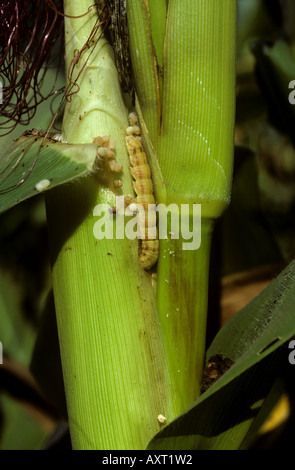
0;133;102;214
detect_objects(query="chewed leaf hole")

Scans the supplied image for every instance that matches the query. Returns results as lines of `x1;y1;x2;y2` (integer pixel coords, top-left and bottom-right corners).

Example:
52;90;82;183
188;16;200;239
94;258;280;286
258;337;281;355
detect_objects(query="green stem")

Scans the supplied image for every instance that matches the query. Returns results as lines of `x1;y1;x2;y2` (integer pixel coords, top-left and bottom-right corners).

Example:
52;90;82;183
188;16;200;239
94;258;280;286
44;0;236;450
46;179;172;449
157;214;213;403
45;0;174;450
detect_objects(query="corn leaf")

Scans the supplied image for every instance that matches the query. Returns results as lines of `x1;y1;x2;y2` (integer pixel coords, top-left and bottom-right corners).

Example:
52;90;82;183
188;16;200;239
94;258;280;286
0;133;101;214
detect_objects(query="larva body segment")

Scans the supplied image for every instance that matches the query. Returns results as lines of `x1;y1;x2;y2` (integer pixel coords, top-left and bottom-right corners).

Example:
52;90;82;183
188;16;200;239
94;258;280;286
133;179;154;196
125;124;159;270
131;164;151;180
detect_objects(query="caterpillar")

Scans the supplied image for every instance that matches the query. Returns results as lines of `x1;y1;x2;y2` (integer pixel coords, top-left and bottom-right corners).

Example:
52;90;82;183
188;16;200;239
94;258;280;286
125;114;159;270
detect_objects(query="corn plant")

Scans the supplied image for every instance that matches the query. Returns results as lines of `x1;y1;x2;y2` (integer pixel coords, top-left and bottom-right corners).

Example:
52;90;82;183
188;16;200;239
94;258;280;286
1;0;295;451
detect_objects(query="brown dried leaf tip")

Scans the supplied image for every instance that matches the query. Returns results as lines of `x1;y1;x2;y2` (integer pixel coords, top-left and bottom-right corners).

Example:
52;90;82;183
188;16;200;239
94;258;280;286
200;354;234;394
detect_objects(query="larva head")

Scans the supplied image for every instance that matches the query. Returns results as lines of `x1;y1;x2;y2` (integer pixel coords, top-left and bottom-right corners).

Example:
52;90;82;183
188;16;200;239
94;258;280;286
139;240;159;270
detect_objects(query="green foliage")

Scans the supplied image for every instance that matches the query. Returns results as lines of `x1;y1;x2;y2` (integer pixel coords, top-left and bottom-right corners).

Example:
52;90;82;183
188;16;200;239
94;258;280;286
1;0;295;450
0;134;102;214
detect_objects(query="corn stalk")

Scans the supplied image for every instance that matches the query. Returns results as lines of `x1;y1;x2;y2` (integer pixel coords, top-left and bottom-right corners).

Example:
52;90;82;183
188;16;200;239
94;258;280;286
45;0;236;450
